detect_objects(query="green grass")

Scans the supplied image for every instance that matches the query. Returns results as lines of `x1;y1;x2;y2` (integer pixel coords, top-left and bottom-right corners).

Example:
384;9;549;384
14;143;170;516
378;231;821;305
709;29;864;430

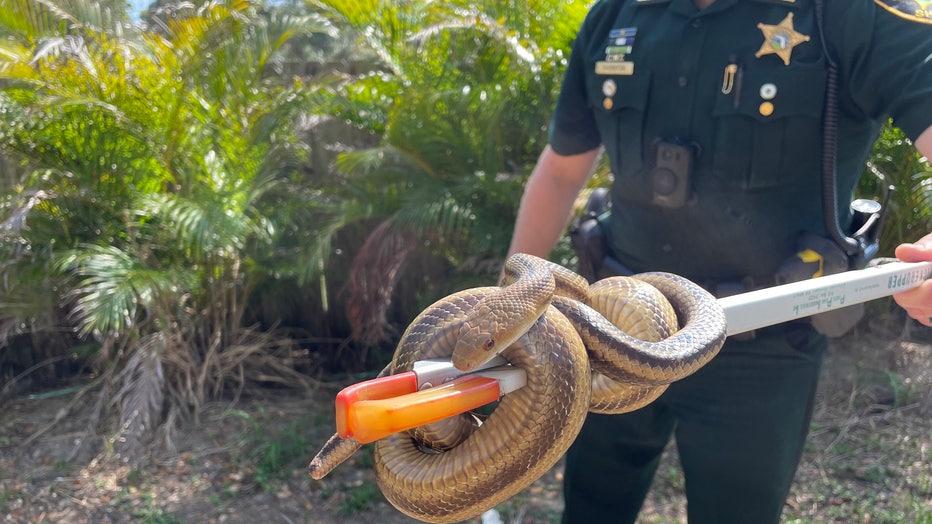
227;407;316;492
337;480;381;516
781;348;932;524
0;489;21;514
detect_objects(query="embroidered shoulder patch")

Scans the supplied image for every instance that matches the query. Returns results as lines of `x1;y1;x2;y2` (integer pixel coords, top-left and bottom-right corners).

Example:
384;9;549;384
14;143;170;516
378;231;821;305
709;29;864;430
875;0;932;23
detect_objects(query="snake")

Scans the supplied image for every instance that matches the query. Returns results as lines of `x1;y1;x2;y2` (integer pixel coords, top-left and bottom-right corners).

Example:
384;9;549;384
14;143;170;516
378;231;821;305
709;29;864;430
308;253;727;523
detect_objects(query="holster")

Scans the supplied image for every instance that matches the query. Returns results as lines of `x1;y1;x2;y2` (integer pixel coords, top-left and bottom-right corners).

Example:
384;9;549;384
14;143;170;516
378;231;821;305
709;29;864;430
569;188;629;283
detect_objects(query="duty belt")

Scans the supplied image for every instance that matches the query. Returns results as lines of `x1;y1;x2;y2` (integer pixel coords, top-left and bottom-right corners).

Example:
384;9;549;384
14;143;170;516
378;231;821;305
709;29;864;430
600;254;775;299
598;255;777;340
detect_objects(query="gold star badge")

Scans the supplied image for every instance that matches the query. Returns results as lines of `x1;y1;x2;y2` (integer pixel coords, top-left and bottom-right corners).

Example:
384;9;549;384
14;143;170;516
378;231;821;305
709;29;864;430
755;13;811;66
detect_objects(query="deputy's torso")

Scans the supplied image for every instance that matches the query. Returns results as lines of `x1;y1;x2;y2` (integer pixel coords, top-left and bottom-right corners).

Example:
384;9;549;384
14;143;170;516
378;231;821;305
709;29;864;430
578;0;864;279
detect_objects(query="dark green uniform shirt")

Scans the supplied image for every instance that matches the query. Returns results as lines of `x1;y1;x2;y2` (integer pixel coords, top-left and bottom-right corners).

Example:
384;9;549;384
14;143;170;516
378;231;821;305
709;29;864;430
550;0;932;280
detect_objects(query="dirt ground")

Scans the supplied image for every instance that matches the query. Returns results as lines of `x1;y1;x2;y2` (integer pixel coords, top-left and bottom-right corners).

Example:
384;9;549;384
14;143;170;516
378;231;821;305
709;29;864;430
1;325;930;524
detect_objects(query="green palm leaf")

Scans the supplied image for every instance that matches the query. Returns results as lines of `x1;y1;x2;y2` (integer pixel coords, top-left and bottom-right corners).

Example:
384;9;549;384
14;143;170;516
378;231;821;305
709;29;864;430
55;244;190;337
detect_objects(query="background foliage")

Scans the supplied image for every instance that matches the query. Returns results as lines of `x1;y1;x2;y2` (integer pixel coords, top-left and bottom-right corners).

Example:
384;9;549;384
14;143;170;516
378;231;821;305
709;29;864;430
307;0;593;344
860;125;932;256
0;0;340;460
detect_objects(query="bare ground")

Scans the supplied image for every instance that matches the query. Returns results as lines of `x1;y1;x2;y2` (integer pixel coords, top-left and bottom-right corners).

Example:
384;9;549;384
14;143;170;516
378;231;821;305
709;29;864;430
1;326;930;524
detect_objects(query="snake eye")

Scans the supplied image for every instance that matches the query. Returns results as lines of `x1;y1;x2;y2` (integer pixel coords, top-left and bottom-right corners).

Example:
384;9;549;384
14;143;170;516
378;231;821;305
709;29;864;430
483;339;495;352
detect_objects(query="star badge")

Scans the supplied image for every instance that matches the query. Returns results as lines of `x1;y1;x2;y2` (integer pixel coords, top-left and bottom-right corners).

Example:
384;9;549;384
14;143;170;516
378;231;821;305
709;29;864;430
755;13;811;66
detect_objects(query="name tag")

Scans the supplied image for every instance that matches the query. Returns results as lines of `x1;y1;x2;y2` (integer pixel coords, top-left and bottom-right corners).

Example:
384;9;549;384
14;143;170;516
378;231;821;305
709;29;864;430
595;61;635;76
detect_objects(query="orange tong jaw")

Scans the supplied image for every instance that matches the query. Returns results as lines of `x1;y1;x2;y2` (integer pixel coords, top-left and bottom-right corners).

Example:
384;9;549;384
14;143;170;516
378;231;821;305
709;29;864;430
335;372;417;439
334;374;501;444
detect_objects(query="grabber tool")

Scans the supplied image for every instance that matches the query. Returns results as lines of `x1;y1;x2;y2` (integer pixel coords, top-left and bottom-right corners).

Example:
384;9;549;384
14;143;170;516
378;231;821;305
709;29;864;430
334;260;932;443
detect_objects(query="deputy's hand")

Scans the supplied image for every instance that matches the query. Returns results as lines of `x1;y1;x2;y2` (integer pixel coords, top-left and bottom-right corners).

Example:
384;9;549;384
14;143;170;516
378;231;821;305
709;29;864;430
893;233;932;326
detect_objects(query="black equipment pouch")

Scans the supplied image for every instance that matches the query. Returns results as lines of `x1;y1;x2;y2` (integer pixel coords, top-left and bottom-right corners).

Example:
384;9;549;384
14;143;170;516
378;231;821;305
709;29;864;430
569;211;606;283
775;232;865;337
776;190;891;337
569;188;632;283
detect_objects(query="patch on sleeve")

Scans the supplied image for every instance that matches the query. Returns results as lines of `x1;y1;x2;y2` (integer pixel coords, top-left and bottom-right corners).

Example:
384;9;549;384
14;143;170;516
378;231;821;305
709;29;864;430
875;0;932;23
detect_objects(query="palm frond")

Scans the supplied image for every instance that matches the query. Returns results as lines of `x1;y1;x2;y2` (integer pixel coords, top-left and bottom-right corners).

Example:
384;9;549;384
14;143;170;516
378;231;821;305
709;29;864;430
0;0;72;43
111;332;166;463
140;193;253;258
55;244;184;337
345;218;418;345
310;0;434;77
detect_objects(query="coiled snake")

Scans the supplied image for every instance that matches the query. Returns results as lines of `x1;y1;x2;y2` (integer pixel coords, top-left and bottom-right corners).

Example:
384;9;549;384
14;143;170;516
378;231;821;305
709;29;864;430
308;253;727;523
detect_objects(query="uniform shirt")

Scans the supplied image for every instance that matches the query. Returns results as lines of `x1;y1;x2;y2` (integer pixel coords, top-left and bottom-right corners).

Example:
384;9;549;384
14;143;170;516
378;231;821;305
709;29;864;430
550;0;932;280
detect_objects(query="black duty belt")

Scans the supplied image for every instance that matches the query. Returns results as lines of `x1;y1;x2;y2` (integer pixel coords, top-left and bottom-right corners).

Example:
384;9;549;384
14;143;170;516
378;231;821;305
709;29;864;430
601;254;776;299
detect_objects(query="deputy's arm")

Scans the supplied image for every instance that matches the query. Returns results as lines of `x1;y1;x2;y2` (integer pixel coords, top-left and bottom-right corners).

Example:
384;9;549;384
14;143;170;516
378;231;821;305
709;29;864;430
892;125;932;326
506;146;602;259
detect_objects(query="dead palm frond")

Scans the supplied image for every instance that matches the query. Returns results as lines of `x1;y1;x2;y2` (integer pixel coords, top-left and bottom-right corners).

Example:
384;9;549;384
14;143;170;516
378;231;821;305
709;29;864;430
345;219;418;346
111;332;165;463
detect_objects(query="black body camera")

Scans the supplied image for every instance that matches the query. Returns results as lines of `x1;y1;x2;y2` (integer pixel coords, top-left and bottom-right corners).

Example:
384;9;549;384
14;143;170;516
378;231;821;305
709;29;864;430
650;141;696;208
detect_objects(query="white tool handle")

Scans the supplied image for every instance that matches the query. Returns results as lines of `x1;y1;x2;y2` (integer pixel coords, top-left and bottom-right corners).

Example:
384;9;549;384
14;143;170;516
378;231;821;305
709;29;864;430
718;260;932;336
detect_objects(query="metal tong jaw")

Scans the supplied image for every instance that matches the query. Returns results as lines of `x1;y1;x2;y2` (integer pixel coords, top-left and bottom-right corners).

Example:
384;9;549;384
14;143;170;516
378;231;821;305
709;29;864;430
334;356;526;443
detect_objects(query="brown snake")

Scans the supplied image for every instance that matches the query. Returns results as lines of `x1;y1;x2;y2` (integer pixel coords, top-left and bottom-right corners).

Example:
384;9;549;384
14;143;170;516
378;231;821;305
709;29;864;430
308;253;727;523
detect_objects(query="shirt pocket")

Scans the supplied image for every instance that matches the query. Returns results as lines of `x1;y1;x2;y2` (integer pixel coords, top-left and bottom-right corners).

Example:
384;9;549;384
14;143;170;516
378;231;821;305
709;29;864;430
587;71;652;176
710;65;826;190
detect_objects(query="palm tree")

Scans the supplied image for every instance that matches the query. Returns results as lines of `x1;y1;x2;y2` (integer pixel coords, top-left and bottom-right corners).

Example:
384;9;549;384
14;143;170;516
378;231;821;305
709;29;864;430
0;0;336;461
309;0;594;345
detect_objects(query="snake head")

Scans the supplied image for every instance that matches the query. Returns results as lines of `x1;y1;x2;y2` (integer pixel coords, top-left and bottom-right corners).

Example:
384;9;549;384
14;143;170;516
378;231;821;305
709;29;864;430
452;319;497;371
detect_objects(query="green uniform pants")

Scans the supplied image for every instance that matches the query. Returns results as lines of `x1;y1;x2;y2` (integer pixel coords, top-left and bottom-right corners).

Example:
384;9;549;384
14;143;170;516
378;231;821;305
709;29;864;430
562;322;827;524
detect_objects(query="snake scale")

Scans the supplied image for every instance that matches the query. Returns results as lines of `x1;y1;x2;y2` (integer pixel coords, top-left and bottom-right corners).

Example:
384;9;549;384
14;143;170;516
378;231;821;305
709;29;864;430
308;253;727;523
